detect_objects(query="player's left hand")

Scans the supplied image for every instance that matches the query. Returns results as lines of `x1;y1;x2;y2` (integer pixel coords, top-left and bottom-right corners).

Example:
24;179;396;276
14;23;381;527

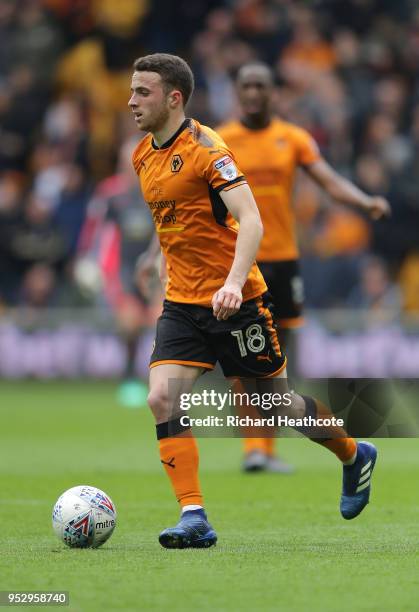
212;284;243;321
366;196;391;220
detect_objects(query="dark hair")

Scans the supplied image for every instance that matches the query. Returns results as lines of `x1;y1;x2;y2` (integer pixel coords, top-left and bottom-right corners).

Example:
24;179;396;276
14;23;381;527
133;53;194;106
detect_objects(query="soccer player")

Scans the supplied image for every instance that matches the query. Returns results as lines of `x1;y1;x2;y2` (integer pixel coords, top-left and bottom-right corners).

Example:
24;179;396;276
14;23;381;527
129;53;382;549
217;62;391;472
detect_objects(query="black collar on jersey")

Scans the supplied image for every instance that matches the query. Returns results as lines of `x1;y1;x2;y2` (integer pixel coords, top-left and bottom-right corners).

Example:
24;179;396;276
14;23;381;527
240;117;272;131
151;118;191;150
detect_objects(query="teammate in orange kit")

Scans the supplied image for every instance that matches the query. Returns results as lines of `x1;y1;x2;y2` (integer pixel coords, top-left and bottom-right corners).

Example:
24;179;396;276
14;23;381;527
217;62;391;473
130;53;386;549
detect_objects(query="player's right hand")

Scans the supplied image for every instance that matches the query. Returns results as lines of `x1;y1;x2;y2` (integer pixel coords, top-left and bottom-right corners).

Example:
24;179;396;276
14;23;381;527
211;283;242;321
366;196;391;220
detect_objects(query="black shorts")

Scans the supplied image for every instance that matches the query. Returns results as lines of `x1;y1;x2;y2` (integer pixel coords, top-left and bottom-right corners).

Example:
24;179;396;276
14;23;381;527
150;293;286;378
257;260;304;327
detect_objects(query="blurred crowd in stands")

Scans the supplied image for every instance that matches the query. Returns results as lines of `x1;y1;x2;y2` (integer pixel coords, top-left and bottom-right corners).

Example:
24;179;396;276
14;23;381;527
1;0;419;319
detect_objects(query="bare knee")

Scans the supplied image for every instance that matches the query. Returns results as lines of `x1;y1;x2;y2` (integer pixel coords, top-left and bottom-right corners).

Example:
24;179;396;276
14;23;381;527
147;385;170;423
289;391;306;419
147;363;203;424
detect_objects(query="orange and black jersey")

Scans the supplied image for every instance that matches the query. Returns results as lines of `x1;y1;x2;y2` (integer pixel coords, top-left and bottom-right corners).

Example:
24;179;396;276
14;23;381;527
132;118;267;307
217;118;320;262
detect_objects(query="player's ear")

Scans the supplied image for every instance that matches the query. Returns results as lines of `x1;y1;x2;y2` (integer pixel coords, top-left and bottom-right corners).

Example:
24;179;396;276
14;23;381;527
168;90;182;109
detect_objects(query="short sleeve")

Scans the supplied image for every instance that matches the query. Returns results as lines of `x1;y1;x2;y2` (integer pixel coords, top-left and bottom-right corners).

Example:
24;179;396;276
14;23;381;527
132;135;149;175
291;126;321;167
198;142;247;194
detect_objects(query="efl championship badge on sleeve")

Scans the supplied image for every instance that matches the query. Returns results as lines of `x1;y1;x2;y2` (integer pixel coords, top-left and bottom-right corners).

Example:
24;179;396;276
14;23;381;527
214;155;238;181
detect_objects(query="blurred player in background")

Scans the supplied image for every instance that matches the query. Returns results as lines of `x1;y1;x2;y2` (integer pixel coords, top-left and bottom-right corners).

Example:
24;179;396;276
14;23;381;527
217;62;391;473
77;137;157;407
130;53;387;550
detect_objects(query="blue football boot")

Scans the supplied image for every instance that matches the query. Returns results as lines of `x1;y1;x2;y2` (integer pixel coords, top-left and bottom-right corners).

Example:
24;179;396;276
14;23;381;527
340;441;377;520
159;509;217;549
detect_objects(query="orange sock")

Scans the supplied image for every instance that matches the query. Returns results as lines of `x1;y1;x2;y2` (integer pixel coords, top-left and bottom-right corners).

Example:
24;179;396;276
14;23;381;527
305;397;357;462
243;437;267;454
243;436;275;456
264;436;275;457
159;431;203;508
318;438;357;463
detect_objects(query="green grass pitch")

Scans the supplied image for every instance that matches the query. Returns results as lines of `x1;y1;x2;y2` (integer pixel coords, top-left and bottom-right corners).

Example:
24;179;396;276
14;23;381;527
1;381;418;611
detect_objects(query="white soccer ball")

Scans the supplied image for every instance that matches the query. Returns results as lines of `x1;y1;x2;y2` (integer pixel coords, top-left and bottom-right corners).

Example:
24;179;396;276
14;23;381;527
52;485;117;548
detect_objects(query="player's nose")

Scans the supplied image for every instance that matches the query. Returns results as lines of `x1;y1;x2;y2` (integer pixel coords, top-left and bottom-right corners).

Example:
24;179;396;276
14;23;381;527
128;94;137;108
